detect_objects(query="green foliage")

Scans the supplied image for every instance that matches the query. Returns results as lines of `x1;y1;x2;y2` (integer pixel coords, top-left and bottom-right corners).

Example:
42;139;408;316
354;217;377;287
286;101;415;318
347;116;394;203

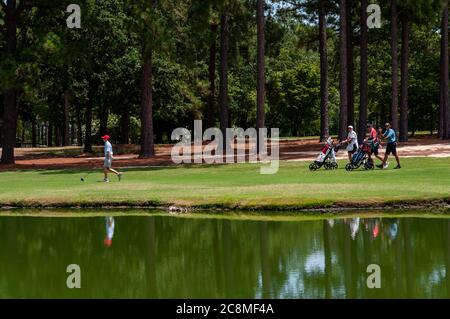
0;0;447;146
267;60;321;136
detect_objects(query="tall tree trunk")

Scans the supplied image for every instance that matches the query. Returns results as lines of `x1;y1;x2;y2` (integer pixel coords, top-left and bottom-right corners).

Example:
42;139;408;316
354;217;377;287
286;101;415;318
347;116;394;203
319;0;329;142
338;0;348;140
38;123;42;146
64;91;70;146
47;122;53;147
70;117;75;145
390;0;399;132
257;0;265;152
440;42;444;138
1;0;18;164
31;116;37;147
120;106;130;144
441;0;449;139
56;126;62;147
41;123;45;146
206;24;218;129
139;50;155;158
219;13;230;148
346;0;354;126
399;15;410;142
76;108;83;146
84;104;93;153
358;0;368;144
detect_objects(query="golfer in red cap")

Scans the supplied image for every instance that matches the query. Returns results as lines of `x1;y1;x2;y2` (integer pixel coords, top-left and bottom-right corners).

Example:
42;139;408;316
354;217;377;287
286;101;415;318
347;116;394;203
102;135;123;182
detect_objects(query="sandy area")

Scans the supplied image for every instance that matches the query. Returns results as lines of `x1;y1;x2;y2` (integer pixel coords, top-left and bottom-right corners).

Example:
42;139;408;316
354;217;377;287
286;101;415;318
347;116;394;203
0;136;449;171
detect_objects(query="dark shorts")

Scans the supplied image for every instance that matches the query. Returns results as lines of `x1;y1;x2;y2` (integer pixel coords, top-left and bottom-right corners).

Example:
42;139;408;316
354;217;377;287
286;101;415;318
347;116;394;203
386;142;397;155
371;145;379;156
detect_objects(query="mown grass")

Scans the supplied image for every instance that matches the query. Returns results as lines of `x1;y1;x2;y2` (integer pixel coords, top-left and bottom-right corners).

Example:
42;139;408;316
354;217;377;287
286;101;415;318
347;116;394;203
0;157;450;210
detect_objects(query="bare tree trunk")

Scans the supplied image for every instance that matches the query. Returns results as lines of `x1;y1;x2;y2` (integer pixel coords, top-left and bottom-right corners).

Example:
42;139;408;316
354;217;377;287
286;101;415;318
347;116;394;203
346;0;354;126
84;104;93;153
390;0;399;132
64;91;70;146
38;123;42;146
440;44;444;138
31;116;37;147
339;0;348;140
139;50;155;157
70;117;75;145
76;109;83;146
256;0;265;152
219;13;230;148
56;126;62;147
47;122;53;147
319;0;329;142
399;15;410;142
206;24;218;129
1;0;18;164
441;0;449;139
358;0;368;144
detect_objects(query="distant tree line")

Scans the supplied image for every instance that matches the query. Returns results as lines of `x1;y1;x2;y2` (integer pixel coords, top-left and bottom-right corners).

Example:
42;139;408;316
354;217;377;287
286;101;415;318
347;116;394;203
0;0;449;164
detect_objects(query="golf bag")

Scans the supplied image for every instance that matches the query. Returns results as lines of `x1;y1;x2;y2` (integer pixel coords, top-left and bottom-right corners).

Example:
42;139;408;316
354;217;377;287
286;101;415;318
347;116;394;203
309;138;340;171
345;141;374;171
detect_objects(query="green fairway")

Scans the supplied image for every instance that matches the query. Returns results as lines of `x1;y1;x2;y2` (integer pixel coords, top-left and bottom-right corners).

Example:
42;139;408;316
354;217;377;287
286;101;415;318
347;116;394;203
1;157;450;210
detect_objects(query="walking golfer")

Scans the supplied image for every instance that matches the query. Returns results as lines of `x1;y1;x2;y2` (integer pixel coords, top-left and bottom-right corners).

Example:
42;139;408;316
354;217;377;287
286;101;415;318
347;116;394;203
342;125;358;162
377;123;401;169
366;123;383;165
102;135;123;182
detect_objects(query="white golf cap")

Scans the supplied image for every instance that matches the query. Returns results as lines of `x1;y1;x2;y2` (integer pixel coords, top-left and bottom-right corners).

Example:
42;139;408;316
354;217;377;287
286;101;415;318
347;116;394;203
348;125;353;129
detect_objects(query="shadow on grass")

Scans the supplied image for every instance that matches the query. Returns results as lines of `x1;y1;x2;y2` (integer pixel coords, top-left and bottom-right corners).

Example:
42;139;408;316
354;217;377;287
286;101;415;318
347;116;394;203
36;163;232;175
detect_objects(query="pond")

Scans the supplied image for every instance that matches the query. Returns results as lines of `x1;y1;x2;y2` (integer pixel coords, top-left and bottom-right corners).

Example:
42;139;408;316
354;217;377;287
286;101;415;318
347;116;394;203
0;211;449;298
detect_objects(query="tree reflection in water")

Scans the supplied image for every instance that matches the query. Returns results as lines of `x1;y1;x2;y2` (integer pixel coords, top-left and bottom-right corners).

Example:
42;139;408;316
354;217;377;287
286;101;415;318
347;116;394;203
0;214;449;298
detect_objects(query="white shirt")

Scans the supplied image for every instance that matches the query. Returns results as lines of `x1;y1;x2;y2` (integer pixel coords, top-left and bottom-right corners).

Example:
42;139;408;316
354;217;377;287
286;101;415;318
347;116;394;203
350;217;360;240
106;217;115;240
346;130;358;151
104;141;113;158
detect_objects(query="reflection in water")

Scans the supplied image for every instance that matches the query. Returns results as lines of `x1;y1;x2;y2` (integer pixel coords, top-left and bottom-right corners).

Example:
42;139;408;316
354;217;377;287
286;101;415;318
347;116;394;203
145;217;157;298
1;215;450;298
349;218;360;240
323;220;332;298
259;222;271;298
446;221;450;296
104;217;115;247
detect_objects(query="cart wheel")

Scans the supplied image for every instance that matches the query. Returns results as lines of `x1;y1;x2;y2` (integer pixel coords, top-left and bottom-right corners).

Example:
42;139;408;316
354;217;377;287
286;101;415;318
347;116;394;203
364;161;374;170
309;163;318;171
345;163;354;171
331;162;338;170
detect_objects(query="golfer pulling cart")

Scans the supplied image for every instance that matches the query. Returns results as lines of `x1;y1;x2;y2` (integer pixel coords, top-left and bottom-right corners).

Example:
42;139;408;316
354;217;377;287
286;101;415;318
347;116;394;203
309;137;340;171
345;140;375;171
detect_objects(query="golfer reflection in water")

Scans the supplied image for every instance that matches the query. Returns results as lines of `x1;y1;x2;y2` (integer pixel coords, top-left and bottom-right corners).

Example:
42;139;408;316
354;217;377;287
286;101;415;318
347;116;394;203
104;216;115;248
